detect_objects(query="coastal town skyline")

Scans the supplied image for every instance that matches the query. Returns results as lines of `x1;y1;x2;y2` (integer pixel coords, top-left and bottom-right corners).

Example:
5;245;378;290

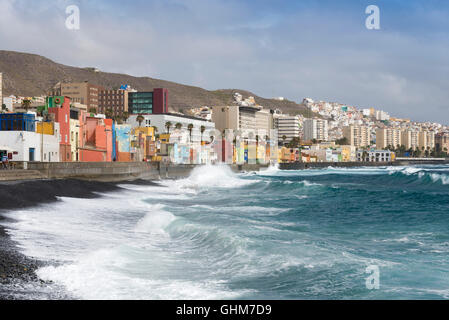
1;0;448;124
2;0;449;305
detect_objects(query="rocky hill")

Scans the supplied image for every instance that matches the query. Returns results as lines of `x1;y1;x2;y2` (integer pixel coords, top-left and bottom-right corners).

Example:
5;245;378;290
0;50;312;116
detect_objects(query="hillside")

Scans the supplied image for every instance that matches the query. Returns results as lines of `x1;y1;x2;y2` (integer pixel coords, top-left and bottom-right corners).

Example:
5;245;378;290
0;50;312;116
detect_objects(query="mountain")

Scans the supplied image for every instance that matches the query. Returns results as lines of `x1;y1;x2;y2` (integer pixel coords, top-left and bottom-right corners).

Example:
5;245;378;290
0;50;313;116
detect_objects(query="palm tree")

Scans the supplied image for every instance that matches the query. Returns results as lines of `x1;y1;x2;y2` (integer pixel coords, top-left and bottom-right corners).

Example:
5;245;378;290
187;124;194;142
282;135;287;146
136;114;145;127
200;125;206;144
362;150;368;162
105;108;114;120
165;121;172;134
415;147;421;158
122;111;129;123
21;99;32;112
175;122;182;130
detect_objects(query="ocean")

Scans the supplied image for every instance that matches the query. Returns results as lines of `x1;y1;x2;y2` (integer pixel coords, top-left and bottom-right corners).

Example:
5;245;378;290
1;164;449;299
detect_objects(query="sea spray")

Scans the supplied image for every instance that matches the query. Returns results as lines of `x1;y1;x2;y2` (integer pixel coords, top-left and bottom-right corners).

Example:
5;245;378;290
2;164;449;299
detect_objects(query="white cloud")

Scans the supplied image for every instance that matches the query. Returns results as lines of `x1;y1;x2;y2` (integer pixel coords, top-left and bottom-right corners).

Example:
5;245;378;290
0;0;448;123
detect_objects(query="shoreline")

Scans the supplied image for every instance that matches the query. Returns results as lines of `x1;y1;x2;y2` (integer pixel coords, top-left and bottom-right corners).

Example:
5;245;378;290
0;178;160;300
1;162;447;299
279;159;449;170
1;160;448;183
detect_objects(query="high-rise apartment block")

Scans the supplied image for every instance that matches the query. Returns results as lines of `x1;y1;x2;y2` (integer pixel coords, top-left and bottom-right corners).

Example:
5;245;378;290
435;133;449;153
418;130;435;151
211;105;273;134
274;115;301;143
343;125;371;148
401;130;419;150
51;81;105;112
376;128;401;149
303;119;328;142
98;86;134;117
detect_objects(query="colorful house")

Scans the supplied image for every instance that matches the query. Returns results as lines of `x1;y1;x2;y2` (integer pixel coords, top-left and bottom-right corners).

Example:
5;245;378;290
78;111;113;162
47;96;71;162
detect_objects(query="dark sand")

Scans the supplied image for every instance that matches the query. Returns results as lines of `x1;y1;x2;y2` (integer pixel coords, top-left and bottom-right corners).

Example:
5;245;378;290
0;178;160;299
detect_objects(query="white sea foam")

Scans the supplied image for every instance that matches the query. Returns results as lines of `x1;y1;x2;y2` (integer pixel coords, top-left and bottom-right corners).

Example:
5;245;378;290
134;204;176;234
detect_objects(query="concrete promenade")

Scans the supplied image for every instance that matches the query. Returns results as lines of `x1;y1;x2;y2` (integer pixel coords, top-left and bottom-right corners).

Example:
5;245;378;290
0;162;271;182
1;159;447;182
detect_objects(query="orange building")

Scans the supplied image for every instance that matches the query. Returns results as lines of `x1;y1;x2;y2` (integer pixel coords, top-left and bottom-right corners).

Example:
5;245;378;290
78;111;113;162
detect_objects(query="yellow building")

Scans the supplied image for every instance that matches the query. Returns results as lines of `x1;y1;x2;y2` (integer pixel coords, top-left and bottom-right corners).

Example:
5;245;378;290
159;133;171;144
340;145;356;162
134;126;155;141
132;126;156;161
36;121;55;135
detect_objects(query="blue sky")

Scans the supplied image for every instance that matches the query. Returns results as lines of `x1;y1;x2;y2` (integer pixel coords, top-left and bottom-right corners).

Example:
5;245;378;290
1;0;448;123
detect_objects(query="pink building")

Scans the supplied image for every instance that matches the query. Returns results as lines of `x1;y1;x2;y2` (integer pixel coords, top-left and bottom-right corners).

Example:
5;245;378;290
48;96;71;162
78;111;113;162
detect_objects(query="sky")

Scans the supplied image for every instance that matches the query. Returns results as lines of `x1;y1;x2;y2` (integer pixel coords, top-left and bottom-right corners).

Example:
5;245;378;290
1;0;448;123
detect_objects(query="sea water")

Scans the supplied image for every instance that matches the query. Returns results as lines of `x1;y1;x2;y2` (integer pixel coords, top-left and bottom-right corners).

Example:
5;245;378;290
2;164;449;299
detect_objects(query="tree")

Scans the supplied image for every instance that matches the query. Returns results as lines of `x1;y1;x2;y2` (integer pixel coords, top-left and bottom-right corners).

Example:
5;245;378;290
175;122;182;130
105;108;114;120
165;121;172;134
362;150;369;162
88;107;97;114
282;135;287;146
122;111;129;123
414;148;421;158
288;137;301;148
335;137;348;145
21;99;32;112
136;114;145;127
200;125;206;144
187;124;194;142
1;104;6;112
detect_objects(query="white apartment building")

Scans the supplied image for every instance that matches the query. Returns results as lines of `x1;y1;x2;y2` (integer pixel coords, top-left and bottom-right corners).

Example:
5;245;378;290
0;123;60;162
303;119;328;142
275;115;301;144
375;110;390;121
357;150;394;162
211;105;273;137
343;125;371;148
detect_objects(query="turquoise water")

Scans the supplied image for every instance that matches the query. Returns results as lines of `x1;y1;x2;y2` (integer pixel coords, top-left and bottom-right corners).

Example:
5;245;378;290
2;164;449;299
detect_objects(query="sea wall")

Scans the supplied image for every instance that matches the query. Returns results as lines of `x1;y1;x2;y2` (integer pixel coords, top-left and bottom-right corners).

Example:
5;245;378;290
0;162;272;182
